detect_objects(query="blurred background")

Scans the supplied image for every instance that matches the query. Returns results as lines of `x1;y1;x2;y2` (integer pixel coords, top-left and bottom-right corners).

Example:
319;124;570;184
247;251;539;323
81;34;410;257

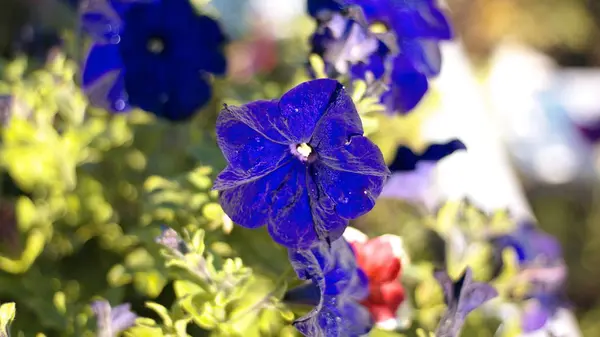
2;0;600;336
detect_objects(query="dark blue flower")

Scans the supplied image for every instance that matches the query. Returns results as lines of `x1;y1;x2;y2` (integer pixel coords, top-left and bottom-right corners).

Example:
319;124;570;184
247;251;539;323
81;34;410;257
80;0;227;121
91;300;138;336
213;79;389;249
433;268;498;337
287;238;373;336
307;0;452;114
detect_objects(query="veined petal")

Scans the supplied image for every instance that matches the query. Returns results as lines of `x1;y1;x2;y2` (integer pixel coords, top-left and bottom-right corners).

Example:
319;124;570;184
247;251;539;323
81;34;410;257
216;102;290;145
214;105;292;188
288;238;373;336
312;162;385;220
218;162;295;229
267;161;318;249
319;135;389;177
278;79;348;143
309;83;363;150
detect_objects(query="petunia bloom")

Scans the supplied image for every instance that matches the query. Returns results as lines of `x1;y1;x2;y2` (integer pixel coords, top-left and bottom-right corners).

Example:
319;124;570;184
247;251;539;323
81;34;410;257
91;300;138;337
287;238;373;337
213;79;389;249
433;268;498;337
309;6;396;81
80;0;227;121
343;227;408;330
307;0;453;114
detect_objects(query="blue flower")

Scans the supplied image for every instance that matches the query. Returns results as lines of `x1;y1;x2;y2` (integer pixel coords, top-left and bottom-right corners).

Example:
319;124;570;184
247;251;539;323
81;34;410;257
433;268;498;337
307;0;453;114
287;238;373;336
310;6;396;80
80;0;227;121
213;79;389;249
91;300;138;336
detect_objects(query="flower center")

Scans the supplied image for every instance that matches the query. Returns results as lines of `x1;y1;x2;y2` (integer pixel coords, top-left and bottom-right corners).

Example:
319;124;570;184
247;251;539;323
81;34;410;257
297;143;312;157
291;143;315;163
147;37;165;54
369;22;388;34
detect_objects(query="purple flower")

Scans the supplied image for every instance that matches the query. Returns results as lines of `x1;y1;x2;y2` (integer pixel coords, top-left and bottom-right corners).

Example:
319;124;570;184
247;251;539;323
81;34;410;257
307;0;453;114
287;238;373;336
80;0;227;121
213;79;389;249
433;268;498;337
91;300;137;337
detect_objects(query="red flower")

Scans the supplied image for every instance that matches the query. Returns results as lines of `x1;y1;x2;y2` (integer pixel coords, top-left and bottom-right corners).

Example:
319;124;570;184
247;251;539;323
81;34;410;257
345;228;407;329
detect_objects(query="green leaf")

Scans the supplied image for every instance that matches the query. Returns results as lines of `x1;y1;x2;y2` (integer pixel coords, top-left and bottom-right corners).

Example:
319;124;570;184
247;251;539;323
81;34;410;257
191;230;205;256
145;302;173;327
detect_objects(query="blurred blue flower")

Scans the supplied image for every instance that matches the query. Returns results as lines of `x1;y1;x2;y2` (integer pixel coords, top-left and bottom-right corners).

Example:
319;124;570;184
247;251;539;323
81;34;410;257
91;300;137;337
491;221;570;332
380;140;465;202
433;268;498;337
491;221;563;267
307;0;452;114
310;6;396;81
213;79;389;249
287;238;373;336
80;0;227;121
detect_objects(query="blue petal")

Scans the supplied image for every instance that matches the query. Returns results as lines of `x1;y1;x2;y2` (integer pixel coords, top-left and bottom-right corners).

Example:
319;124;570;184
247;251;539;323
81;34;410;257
267;161;319;249
306;179;348;244
318;135;389;177
399;39;443;77
175;15;228;74
278;79;347;144
80;0;130;44
389;0;453;39
218;162;296;230
381;68;429;114
288;238;372;337
160;72;212;121
312;162;385;220
213;104;293;190
309;84;364;150
81;43;130;112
